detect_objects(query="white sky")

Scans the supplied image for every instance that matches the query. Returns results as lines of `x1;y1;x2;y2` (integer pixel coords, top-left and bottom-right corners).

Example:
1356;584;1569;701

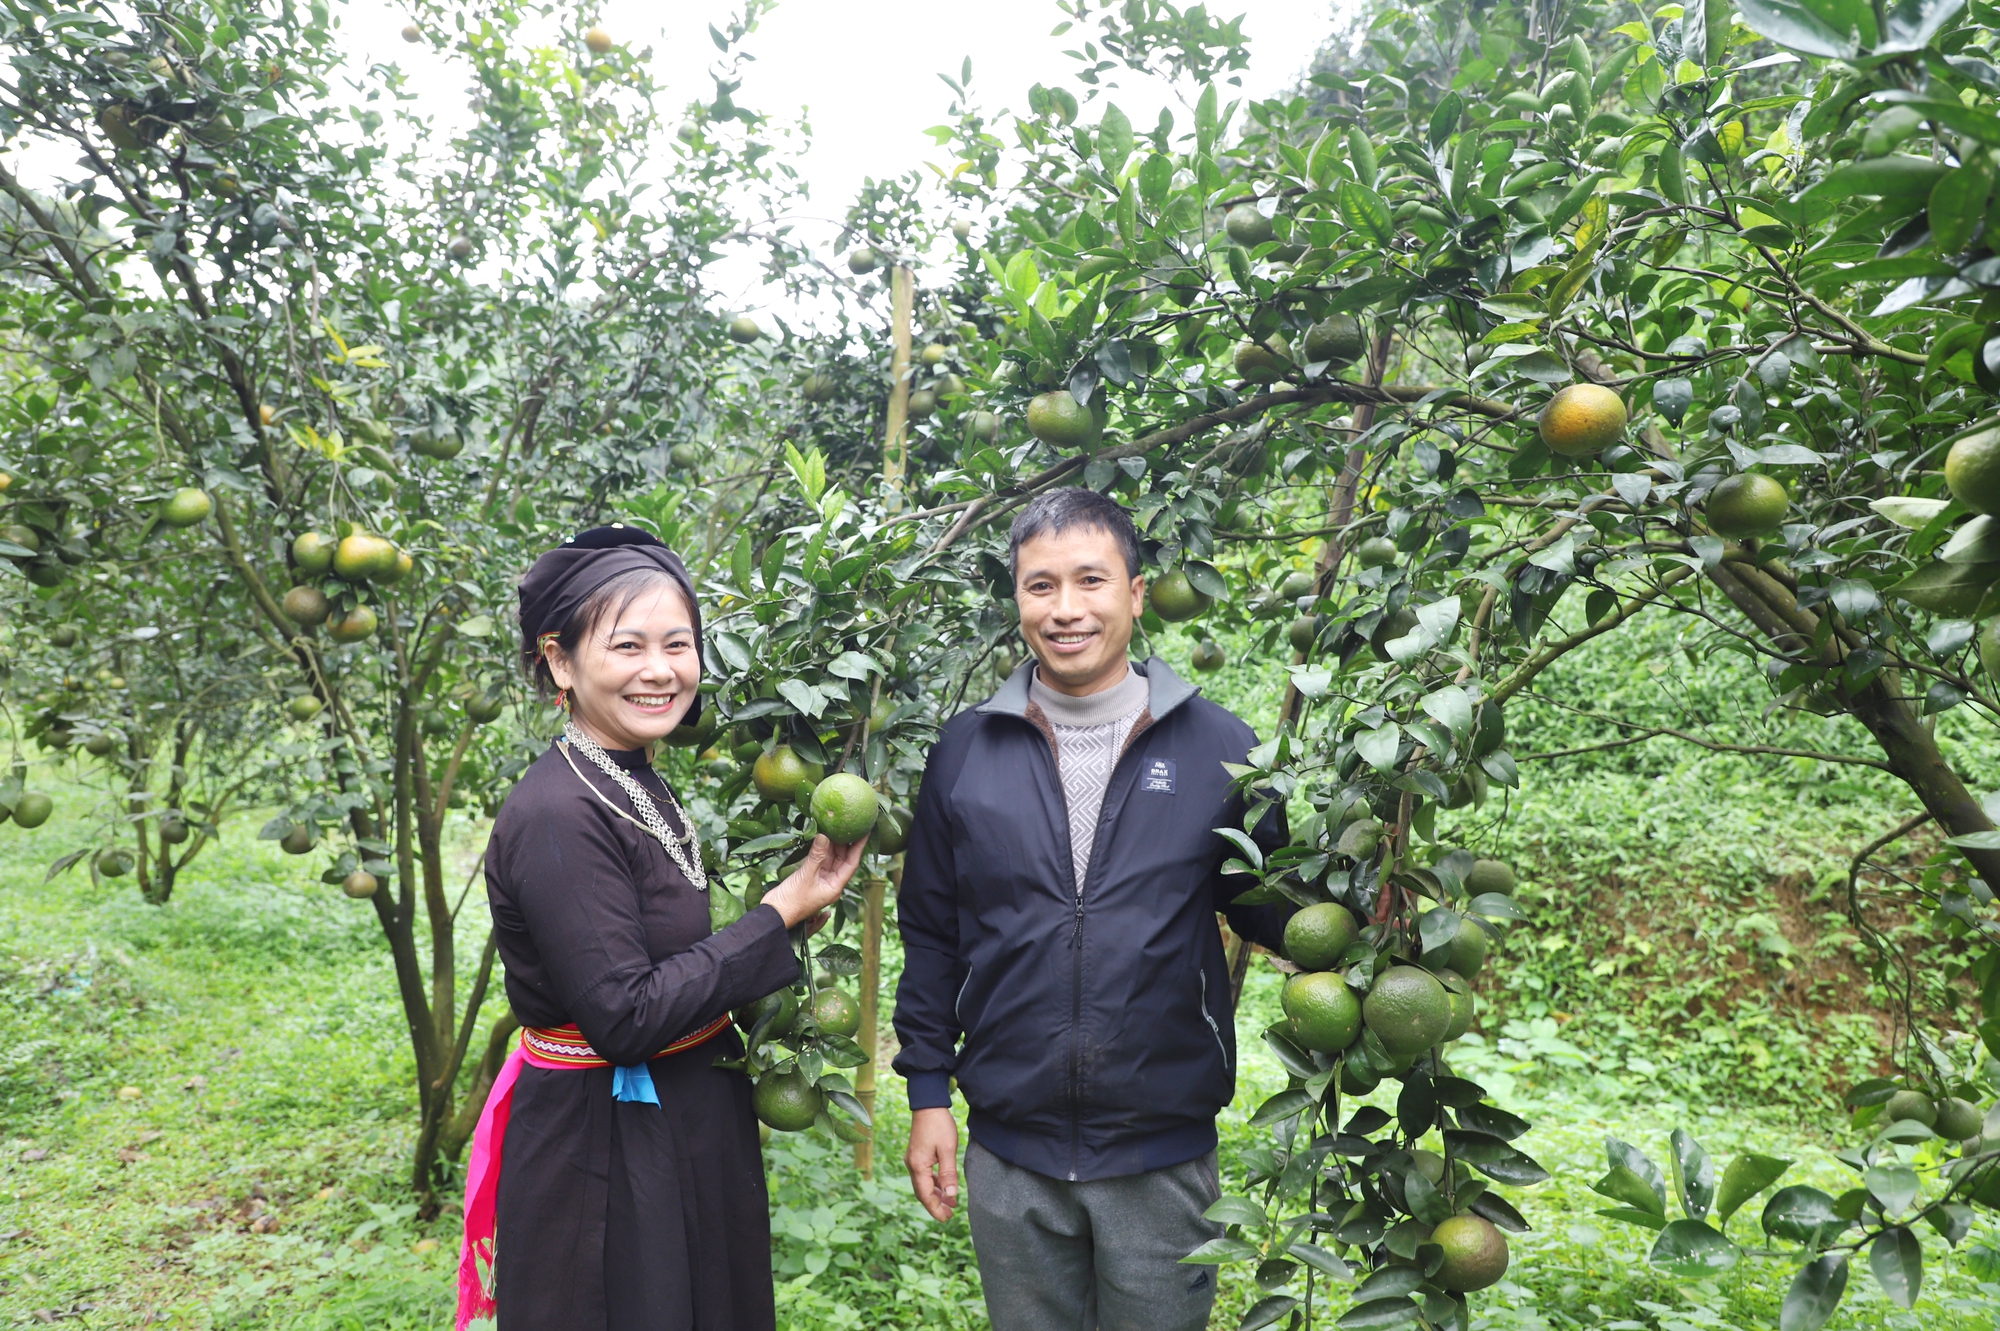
336;0;1344;322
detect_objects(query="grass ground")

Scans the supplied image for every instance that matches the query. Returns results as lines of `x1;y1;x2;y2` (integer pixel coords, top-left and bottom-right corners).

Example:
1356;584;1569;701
2;621;1998;1328
1;810;1996;1329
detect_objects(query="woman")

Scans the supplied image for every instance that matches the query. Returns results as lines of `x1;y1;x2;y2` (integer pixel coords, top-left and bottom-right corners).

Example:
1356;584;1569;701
459;525;863;1330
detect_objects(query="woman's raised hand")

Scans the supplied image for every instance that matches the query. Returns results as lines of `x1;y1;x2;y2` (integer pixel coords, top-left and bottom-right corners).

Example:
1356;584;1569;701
761;834;867;928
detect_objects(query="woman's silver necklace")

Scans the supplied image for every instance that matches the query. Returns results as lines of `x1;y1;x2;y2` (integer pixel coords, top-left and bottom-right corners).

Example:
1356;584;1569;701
559;718;708;892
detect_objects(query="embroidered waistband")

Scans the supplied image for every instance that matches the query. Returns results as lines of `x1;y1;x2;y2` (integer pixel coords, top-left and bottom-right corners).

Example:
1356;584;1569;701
519;1015;732;1069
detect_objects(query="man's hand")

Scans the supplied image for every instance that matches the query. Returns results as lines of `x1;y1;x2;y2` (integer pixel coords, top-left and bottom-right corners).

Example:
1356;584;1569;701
905;1106;960;1223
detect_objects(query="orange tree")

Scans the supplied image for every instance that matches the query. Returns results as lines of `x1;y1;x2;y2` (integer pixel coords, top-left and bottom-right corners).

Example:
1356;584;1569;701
0;0;822;1203
656;0;2000;1321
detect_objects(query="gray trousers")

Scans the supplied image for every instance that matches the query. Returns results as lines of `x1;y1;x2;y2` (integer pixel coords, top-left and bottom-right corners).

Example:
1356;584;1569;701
965;1139;1222;1331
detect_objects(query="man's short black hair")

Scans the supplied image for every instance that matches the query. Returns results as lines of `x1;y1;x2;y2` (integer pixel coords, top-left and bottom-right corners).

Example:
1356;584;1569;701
1008;487;1143;581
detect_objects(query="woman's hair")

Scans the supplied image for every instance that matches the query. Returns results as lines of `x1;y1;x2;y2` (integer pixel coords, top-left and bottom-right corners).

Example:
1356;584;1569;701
529;566;690;697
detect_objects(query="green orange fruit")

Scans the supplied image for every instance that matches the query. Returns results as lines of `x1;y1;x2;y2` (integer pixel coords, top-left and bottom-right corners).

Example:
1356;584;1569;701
160;487;213;528
1224;202;1275;246
333;532;398;582
1466;859;1515;896
810;773;881;844
12;793;53;828
326;605;379;643
292;531;337;574
1432;1214;1509;1291
1706;473;1788;538
1364;965;1453;1056
810;988;862;1039
1282;972;1363;1053
1026;391;1104;448
1234;334;1292;384
752;1067;825;1132
1284;902;1360;971
282;585;330;625
1304;314;1366;367
1945;423;2000;515
753;746;819;804
1149;569;1211;622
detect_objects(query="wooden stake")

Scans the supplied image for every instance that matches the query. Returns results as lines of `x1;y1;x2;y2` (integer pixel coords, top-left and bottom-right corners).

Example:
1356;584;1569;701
854;869;889;1173
883;265;914;506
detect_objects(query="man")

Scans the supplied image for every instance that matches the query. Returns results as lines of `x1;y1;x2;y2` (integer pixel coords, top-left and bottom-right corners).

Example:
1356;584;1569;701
894;487;1291;1331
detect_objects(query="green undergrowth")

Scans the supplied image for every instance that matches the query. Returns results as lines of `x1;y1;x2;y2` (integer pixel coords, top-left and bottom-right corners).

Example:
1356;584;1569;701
0;606;1995;1327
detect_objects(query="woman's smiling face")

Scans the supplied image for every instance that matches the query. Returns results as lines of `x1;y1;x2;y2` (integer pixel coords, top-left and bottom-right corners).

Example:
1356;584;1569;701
544;580;699;752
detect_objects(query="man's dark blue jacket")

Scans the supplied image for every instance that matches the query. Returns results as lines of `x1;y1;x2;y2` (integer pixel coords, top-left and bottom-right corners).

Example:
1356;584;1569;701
892;657;1291;1183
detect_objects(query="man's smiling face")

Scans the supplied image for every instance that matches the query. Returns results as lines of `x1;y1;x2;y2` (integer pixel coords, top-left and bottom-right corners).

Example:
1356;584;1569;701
1013;524;1144;698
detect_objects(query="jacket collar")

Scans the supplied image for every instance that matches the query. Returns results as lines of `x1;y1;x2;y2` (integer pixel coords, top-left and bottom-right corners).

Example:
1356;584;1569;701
978;655;1198;722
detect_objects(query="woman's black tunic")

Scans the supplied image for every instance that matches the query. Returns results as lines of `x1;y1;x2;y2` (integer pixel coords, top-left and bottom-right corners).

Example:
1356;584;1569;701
485;740;799;1330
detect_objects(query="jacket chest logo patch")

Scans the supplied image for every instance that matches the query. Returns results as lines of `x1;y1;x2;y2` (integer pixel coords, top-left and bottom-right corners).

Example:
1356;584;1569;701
1140;759;1176;794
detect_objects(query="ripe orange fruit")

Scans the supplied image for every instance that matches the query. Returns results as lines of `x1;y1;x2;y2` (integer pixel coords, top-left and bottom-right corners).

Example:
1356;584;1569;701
583;26;614;54
1537;384;1627;456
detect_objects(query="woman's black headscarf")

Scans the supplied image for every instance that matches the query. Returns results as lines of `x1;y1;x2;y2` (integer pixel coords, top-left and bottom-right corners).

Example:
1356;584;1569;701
517;525;704;725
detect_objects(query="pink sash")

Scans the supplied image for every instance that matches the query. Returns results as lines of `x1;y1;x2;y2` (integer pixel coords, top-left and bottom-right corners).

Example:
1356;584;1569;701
455;1016;734;1329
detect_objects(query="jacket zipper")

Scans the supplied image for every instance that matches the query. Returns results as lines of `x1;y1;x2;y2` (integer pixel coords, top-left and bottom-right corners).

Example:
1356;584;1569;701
1022;706;1160;1184
1065;720;1153;1182
1199;969;1230;1070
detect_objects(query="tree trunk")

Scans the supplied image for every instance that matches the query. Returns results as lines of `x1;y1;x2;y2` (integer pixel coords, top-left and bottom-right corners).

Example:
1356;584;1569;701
855;872;888;1174
1706;562;2000;882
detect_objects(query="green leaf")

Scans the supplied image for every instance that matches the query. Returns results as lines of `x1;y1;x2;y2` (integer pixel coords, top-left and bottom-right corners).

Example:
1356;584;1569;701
1870;1226;1922;1307
1182;1236;1260;1264
1931;159;1993;255
1239;1295;1299;1331
1780;1254;1850;1331
1671;1129;1716;1220
1250;1088;1312;1126
1204;1195;1269;1227
1715;1153;1793;1221
1338;181;1395;247
1596;1205;1670;1230
1805;155;1951;203
1288;1241;1351;1278
1736;0;1864;56
1648;1218;1739;1278
1096;103;1133;175
1594;1163;1668;1217
1420;686;1474;736
1885;560;2000;615
1428;93;1462;151
1354;1266;1426;1300
1338;1297;1420;1329
1762;1186;1850;1246
1355;723;1402;772
1879;0;1969;52
1863;1163;1919;1216
1184;560;1228;601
